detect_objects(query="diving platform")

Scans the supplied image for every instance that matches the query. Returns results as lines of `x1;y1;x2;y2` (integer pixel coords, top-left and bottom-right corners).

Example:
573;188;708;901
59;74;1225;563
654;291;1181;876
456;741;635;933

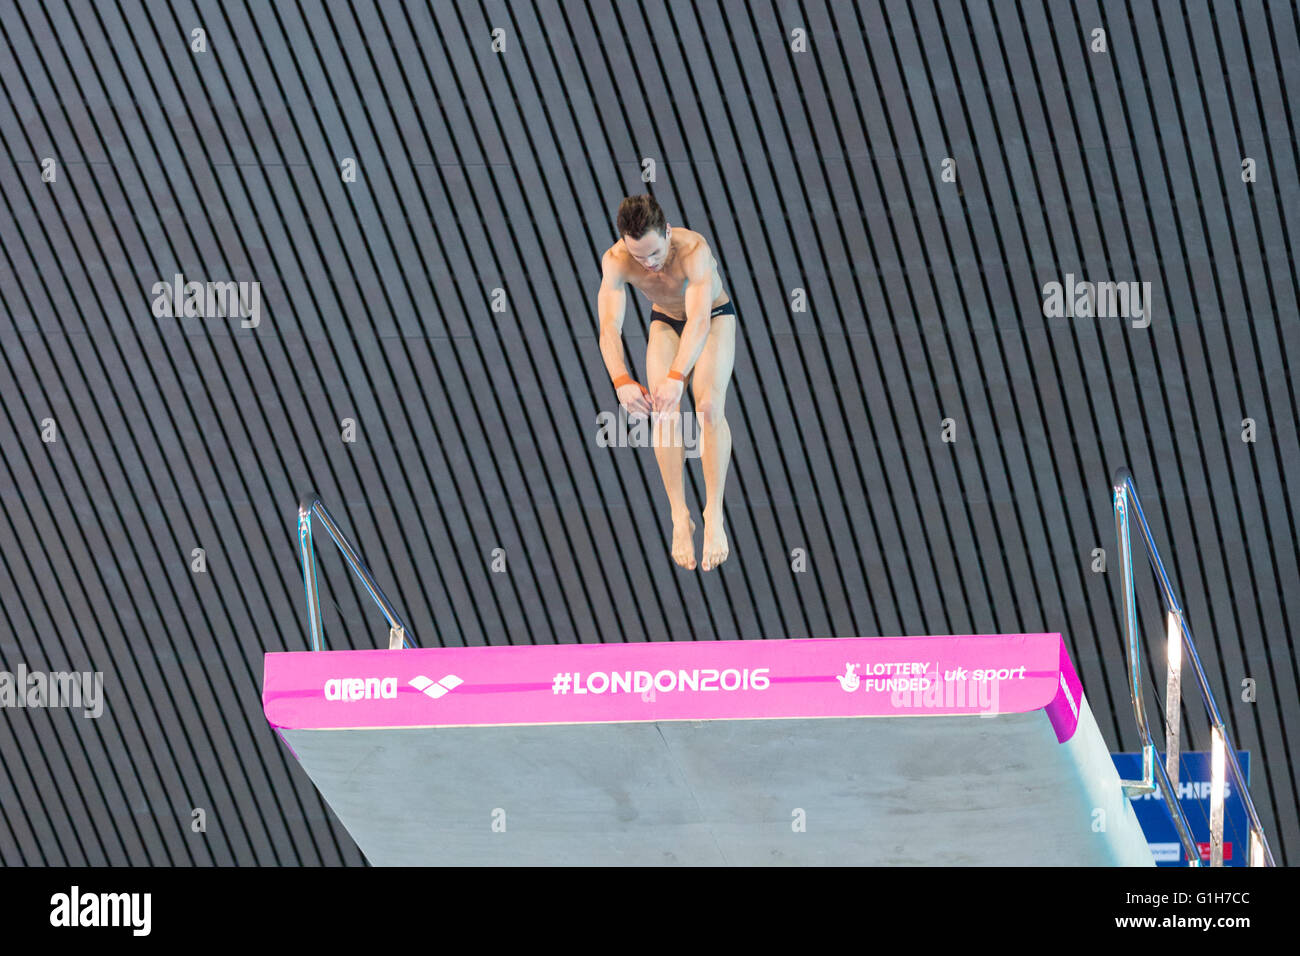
262;633;1154;866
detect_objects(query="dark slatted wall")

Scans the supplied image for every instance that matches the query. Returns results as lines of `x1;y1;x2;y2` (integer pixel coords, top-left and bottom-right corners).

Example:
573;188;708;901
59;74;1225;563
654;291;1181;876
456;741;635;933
0;0;1296;865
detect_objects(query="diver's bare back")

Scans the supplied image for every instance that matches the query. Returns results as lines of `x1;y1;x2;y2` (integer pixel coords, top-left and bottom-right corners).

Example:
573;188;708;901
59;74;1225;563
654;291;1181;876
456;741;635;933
606;227;730;319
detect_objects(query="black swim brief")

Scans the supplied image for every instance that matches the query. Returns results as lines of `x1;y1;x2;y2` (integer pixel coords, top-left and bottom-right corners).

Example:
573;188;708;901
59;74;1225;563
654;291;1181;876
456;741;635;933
650;300;736;336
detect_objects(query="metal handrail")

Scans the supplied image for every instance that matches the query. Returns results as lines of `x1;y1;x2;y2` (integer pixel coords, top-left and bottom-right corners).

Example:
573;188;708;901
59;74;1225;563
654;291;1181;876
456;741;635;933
297;493;417;651
1112;467;1275;866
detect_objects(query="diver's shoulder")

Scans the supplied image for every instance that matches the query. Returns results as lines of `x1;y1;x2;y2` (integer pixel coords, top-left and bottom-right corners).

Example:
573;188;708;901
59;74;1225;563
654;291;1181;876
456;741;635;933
601;240;631;271
676;227;710;250
676;229;715;272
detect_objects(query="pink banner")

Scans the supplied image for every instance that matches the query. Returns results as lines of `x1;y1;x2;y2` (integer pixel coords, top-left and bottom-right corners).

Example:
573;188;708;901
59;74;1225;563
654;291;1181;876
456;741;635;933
263;632;1085;742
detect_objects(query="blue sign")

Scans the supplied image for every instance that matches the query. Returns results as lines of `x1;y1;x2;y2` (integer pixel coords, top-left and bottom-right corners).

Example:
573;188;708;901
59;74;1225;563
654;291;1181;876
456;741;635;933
1112;750;1251;866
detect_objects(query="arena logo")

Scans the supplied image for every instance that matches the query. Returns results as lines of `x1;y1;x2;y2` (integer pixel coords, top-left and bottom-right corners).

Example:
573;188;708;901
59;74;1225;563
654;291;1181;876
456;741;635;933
324;677;398;701
594;408;701;458
1042;273;1153;328
150;273;261;328
410;674;463;699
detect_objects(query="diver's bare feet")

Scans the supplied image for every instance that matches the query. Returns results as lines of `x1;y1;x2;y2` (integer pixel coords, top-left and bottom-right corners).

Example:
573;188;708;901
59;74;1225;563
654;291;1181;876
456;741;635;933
671;514;696;570
701;509;729;571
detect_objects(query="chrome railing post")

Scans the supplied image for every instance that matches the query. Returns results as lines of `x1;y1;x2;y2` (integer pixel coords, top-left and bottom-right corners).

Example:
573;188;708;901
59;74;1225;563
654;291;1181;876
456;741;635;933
1165;609;1183;787
1111;467;1275;867
296;493;416;651
1113;470;1199;864
298;503;324;653
1113;474;1157;795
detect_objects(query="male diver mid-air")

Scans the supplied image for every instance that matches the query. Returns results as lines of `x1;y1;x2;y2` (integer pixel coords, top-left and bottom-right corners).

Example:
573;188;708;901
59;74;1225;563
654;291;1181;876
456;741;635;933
597;194;736;571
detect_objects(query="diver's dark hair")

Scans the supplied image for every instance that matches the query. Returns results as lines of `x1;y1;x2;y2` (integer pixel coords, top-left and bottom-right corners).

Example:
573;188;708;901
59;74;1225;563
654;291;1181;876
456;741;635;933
616;194;666;240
